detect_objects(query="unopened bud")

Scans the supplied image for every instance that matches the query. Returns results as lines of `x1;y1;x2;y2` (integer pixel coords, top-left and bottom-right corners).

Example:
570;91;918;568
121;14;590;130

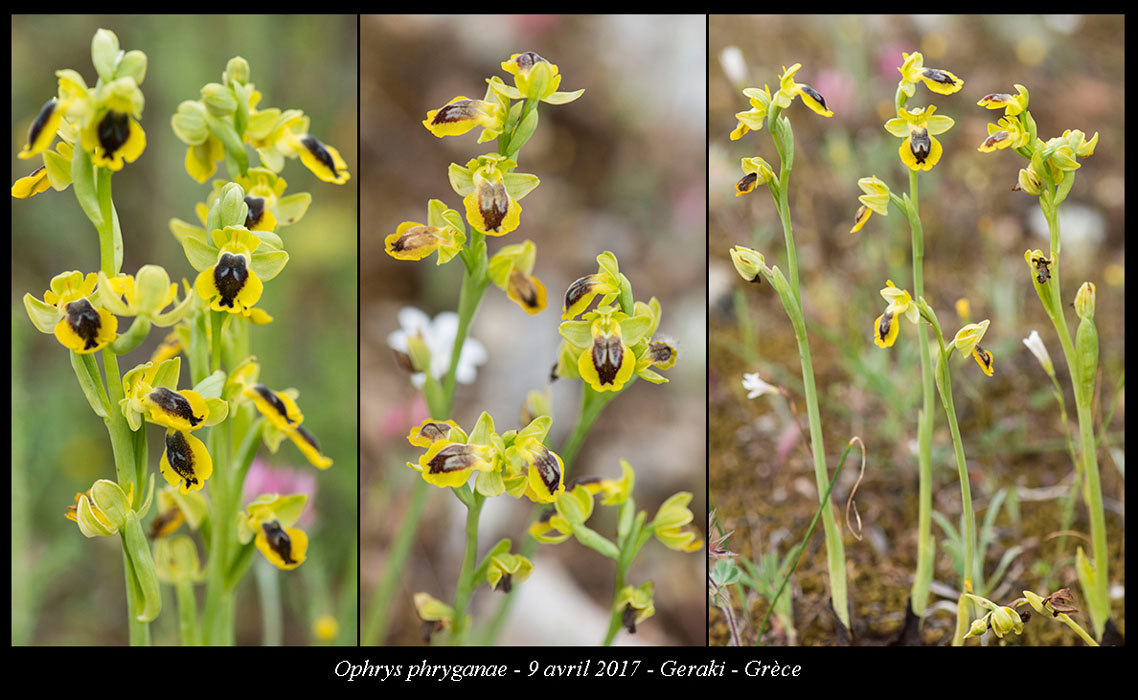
201;82;237;117
224;56;250;86
1074;281;1095;321
729;245;766;284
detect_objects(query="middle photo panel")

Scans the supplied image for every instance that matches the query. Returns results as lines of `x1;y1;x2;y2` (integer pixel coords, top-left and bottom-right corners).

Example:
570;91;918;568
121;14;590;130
360;14;708;646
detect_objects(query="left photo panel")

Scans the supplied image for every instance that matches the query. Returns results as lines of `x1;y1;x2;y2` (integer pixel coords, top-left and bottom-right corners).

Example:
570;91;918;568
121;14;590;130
11;15;358;645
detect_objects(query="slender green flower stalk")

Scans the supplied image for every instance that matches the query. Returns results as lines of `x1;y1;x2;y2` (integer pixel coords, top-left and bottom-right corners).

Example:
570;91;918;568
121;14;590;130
729;62;851;631
850;50;965;624
16;30;346;644
1022;329;1083;590
976;84;1110;640
871;277;991;644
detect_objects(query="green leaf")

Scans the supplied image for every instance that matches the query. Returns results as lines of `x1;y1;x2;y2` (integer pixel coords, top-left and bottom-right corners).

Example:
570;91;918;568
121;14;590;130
572;523;620;560
122;512;162;622
71;351;109;418
204;111;248;174
1075;318;1099;404
509;106;539;154
70;147;103;230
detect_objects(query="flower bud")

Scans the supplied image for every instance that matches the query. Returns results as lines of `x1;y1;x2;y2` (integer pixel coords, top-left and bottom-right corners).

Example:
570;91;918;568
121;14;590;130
224;56;251;86
963;615;989;640
218;183;248;228
71;479;130;537
1016;166;1043;195
729;245;766;284
90;479;131;530
171;100;210;145
200;82;237;117
135;265;174;317
1022;590;1046;615
91;28;121;82
1074;281;1095;321
405;332;431;373
989;606;1024;638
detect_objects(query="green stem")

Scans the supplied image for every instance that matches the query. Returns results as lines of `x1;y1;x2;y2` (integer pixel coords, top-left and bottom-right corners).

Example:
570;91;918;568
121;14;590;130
927;321;976;646
449;491;485;645
202;416;231;645
1040;197;1109;639
769;112;799;297
733;287;759;366
559;386;616;473
764;116;849;628
255;560;283;646
123;549;150;645
1046;378;1082;591
907;169;936;619
210;310;224;374
442;243;489;404
601;558;630;646
175;581;200;646
96;166;117;276
1057;612;1099;646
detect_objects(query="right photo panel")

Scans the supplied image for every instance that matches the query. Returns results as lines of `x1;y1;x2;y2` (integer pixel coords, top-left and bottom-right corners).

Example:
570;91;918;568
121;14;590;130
709;15;1123;646
361;14;707;646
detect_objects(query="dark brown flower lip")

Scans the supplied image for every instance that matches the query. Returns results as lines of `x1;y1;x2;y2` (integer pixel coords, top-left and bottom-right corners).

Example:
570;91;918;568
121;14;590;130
149;387;203;426
799;84;828;109
27;98;57;148
164;430;200;487
921;68;956;85
301;135;338;177
262;520;296;565
432;99;477;125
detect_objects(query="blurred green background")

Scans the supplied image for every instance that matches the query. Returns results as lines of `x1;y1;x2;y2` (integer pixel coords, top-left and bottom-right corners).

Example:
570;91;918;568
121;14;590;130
11;14;358;645
709;15;1123;644
361;15;707;645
